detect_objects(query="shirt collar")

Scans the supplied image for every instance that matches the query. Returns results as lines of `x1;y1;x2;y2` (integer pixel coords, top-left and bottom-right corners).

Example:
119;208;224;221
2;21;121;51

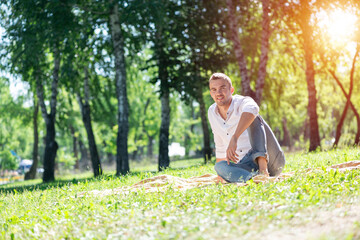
215;96;234;118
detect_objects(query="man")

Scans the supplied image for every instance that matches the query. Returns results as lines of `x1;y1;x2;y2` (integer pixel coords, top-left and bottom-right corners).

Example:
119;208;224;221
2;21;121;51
208;73;285;183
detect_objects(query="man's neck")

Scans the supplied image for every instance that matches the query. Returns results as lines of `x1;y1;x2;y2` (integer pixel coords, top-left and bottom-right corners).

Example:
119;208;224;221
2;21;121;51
217;97;232;120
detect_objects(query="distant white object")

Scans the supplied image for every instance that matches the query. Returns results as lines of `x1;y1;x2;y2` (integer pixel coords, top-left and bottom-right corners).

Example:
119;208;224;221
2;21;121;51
19;159;33;167
168;143;185;157
18;159;33;173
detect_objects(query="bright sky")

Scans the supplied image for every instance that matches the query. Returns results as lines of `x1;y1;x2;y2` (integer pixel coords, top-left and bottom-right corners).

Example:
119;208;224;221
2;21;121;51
0;25;31;104
317;8;358;47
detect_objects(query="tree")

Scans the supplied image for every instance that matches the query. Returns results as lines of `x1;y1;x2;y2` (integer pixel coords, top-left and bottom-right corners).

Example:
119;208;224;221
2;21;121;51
327;47;360;147
281;0;321;151
126;58;161;162
24;95;39;180
178;0;232;163
77;66;103;176
143;0;187;170
74;0;142;175
109;1;130;175
63;6;104;177
225;0;273;105
321;1;360;146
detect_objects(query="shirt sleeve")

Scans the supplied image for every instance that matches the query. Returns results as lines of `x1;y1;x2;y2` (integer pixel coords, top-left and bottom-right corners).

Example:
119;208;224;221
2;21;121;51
214;131;226;159
241;96;259;116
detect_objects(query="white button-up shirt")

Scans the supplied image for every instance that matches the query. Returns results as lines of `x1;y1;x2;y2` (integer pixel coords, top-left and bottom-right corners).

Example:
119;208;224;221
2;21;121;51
208;95;260;161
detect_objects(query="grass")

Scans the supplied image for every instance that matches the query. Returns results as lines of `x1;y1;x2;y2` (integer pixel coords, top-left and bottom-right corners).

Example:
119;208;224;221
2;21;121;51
0;147;360;239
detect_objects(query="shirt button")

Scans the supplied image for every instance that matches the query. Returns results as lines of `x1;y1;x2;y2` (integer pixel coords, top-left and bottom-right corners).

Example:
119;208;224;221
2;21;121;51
227;133;229;135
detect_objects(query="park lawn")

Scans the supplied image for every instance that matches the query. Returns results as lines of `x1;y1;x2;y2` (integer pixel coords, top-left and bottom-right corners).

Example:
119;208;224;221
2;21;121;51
0;148;360;239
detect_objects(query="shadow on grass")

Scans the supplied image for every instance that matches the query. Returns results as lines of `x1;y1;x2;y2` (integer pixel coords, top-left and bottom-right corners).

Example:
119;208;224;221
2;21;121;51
0;162;213;194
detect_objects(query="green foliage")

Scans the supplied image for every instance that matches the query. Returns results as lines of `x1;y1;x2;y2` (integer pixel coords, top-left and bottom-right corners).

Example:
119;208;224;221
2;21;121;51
57;149;76;171
0;78;34;169
1;0;360;176
0;150;18;170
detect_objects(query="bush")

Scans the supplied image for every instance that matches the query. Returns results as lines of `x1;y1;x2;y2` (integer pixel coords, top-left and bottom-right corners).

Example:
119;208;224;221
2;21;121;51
0;150;18;170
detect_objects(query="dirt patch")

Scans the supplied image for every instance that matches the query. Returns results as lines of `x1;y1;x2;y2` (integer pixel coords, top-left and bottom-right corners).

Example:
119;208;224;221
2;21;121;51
260;204;360;240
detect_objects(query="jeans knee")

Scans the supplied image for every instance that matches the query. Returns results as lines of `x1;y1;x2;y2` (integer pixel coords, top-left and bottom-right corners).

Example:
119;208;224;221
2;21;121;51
214;161;228;176
269;151;285;176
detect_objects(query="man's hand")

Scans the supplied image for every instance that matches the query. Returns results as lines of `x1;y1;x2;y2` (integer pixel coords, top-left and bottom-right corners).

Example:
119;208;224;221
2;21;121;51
226;135;239;164
226;112;256;165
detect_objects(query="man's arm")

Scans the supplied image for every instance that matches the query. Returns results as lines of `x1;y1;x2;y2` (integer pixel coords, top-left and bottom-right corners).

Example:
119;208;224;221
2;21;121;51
226;112;256;163
226;112;269;176
216;158;227;163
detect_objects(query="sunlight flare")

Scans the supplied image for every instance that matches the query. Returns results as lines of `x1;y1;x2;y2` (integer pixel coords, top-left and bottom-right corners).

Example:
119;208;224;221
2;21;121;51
317;9;358;45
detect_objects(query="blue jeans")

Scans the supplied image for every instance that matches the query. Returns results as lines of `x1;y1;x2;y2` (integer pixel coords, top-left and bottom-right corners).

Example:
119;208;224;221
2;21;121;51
214;116;285;183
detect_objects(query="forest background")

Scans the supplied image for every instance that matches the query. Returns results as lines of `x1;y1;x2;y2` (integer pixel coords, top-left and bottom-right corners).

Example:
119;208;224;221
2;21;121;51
0;0;359;183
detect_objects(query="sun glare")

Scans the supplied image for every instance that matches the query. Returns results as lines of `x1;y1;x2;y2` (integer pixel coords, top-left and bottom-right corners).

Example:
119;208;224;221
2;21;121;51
317;9;358;45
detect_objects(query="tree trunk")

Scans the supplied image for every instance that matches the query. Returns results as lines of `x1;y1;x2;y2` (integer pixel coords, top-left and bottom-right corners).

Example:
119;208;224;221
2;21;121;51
82;108;102;176
154;19;171;171
299;0;321;151
147;136;154;159
329;46;360;146
37;48;60;182
226;0;254;98
281;117;292;149
78;138;89;170
185;101;195;157
198;93;212;163
255;0;271;105
333;104;350;147
226;0;271;104
109;2;130;175
141;98;155;160
77;67;103;177
158;84;170;171
69;126;79;170
42;120;58;182
25;97;39;180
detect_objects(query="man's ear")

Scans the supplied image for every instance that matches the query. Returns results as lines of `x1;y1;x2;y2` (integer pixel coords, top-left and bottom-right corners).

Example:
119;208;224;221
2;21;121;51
231;86;235;94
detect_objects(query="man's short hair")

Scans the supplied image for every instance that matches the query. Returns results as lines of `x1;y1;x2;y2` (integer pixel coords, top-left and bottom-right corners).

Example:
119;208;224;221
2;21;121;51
209;73;232;87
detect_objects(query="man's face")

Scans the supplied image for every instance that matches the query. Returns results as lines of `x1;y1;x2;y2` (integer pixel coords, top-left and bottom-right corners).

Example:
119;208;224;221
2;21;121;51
209;79;234;107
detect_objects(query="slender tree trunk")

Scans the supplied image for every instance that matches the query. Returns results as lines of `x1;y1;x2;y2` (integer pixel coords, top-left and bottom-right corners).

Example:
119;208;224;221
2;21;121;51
185;101;195;157
109;2;130;175
198;93;211;163
141;98;155;159
158;83;170;171
226;0;271;104
329;46;360;147
333;104;350;147
37;48;60;182
69;126;79;170
78;138;89;169
25;97;39;180
42;120;58;182
154;20;171;171
299;0;321;151
147;136;154;159
77;67;103;177
281;117;292;149
226;0;254;98
255;0;270;105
